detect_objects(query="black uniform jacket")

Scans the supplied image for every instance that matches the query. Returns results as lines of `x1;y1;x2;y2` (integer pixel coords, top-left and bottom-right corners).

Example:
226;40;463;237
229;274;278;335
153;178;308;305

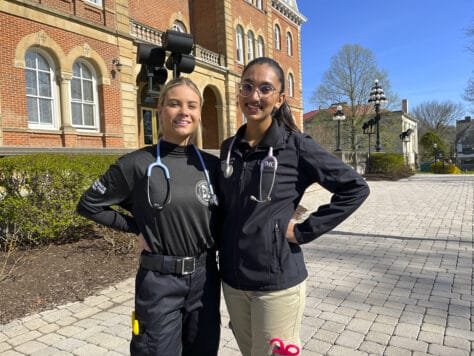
217;120;370;291
77;141;220;257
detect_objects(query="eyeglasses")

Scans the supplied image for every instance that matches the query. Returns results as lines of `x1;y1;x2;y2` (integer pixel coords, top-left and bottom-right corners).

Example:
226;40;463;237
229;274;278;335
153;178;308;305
238;82;278;98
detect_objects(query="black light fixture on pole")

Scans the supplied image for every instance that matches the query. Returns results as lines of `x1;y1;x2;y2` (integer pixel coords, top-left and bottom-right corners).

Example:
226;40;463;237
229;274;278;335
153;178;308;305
332;105;346;151
368;79;387;152
399;128;413;166
362;118;376;173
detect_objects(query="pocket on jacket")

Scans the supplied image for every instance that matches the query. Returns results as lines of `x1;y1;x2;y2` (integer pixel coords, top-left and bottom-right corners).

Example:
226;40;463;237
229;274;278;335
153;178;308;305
271;222;283;273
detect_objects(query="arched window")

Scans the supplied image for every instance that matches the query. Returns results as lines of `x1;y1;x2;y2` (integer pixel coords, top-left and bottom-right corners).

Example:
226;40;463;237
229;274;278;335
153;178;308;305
25;49;57;129
257;36;265;57
274;24;281;50
288;73;294;97
236;26;244;63
172;21;186;33
70;61;99;129
247;31;255;61
286;32;293;56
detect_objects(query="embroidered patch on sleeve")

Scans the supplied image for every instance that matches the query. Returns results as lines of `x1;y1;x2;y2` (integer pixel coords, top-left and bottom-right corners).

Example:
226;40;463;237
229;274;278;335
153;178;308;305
92;179;107;194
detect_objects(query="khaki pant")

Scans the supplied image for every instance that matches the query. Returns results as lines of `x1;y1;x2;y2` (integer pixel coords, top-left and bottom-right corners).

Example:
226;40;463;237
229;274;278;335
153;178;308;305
222;280;306;356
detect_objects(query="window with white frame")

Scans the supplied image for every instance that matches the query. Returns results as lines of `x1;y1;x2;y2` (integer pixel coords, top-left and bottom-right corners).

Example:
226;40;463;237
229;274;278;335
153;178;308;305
257;36;265;57
256;0;263;9
286;32;293;56
84;0;103;6
288;73;294;97
247;31;255;61
25;49;57;129
70;61;99;129
236;26;244;63
274;24;281;50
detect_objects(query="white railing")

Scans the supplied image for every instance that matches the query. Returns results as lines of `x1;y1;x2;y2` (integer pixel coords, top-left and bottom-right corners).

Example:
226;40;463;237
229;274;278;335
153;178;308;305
130;21;226;68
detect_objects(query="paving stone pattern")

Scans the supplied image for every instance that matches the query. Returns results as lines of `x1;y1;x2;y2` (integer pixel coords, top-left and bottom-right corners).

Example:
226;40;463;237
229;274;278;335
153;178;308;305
1;174;473;355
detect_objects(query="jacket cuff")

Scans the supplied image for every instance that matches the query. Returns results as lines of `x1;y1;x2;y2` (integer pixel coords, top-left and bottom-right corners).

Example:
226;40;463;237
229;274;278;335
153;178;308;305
293;224;306;245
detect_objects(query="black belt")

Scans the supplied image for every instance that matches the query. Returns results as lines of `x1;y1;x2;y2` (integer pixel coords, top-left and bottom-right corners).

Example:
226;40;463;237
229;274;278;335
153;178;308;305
140;252;207;275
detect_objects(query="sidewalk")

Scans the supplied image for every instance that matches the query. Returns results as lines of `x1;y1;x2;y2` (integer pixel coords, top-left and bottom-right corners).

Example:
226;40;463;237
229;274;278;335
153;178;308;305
1;174;473;355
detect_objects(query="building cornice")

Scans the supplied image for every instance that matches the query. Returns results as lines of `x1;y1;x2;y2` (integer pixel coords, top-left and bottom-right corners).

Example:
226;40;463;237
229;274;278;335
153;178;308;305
271;0;307;26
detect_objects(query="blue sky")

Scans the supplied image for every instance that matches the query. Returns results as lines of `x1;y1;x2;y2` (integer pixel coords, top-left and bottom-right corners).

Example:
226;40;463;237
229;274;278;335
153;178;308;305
297;0;474;114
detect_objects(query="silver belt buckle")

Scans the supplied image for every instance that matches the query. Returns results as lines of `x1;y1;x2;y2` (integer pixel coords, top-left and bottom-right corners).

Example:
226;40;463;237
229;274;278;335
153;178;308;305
180;257;196;275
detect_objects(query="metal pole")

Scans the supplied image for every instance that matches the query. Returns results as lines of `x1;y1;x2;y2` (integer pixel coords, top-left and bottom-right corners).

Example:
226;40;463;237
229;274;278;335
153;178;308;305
336;120;341;151
375;105;382;152
368;134;371;173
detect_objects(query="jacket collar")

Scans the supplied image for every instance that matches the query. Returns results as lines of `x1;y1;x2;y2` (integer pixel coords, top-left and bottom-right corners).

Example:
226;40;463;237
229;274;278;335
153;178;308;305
233;119;288;153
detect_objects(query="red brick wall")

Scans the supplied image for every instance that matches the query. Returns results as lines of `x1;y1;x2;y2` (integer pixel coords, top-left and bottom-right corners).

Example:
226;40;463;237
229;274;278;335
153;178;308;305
0;11;123;148
129;0;190;31
191;0;218;52
271;12;301;109
226;2;303;126
34;0;115;28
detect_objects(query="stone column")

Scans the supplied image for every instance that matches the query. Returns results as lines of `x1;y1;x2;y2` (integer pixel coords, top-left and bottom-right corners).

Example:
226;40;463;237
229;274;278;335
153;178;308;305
59;71;73;131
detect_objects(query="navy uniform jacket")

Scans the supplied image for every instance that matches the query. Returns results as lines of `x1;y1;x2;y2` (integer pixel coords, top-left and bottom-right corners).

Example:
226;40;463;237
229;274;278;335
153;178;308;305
217;119;370;291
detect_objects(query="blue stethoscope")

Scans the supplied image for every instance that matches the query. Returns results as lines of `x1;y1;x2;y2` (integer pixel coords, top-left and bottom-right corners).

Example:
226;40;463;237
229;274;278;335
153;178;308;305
147;139;218;210
223;135;278;203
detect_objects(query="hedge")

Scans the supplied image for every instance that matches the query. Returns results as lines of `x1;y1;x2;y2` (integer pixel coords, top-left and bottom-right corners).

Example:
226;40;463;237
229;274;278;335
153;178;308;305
366;153;414;179
0;154;119;246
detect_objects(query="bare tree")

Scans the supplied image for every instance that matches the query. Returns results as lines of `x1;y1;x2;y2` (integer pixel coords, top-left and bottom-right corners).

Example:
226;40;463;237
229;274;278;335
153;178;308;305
464;77;474;105
463;20;474;108
310;44;398;151
412;100;465;135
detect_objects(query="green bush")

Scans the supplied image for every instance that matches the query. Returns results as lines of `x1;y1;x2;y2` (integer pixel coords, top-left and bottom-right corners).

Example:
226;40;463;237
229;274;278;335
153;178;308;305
430;162;461;174
0;154;119;246
367;153;414;179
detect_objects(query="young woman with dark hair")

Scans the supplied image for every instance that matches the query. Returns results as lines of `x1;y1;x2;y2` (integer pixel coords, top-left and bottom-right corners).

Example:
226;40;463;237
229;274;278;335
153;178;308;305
218;57;370;355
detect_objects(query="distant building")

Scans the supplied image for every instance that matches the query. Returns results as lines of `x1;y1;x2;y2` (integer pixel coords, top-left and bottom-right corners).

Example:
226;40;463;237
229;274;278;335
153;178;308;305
303;99;419;168
455;116;474;170
0;0;306;155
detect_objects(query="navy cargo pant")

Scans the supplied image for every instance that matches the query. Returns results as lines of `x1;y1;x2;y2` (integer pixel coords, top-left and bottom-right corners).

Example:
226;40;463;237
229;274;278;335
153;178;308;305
130;251;220;356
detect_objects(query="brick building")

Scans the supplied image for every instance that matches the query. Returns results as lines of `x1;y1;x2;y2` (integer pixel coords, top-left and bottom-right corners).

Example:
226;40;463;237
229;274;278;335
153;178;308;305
455;116;474;170
0;0;306;154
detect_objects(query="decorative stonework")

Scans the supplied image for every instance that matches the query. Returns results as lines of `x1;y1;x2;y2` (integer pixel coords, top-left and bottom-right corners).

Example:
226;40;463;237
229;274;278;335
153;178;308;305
83;43;91;57
14;31;66;69
271;0;306;25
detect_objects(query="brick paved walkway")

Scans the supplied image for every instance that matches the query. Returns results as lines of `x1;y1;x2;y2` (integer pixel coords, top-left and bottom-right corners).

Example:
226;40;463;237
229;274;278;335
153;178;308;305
1;174;473;355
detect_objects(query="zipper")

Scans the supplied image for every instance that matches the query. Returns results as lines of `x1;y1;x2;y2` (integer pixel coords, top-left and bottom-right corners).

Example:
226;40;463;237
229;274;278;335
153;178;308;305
232;159;249;288
273;222;281;273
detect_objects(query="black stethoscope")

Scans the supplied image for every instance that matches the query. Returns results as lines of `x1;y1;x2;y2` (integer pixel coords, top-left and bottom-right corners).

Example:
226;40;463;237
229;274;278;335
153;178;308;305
223;135;278;203
147;139;218;210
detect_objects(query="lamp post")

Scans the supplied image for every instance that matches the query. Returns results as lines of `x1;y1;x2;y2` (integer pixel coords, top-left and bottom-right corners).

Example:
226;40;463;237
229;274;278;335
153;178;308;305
368;79;387;152
333;105;346;151
433;143;438;173
362;118;376;173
